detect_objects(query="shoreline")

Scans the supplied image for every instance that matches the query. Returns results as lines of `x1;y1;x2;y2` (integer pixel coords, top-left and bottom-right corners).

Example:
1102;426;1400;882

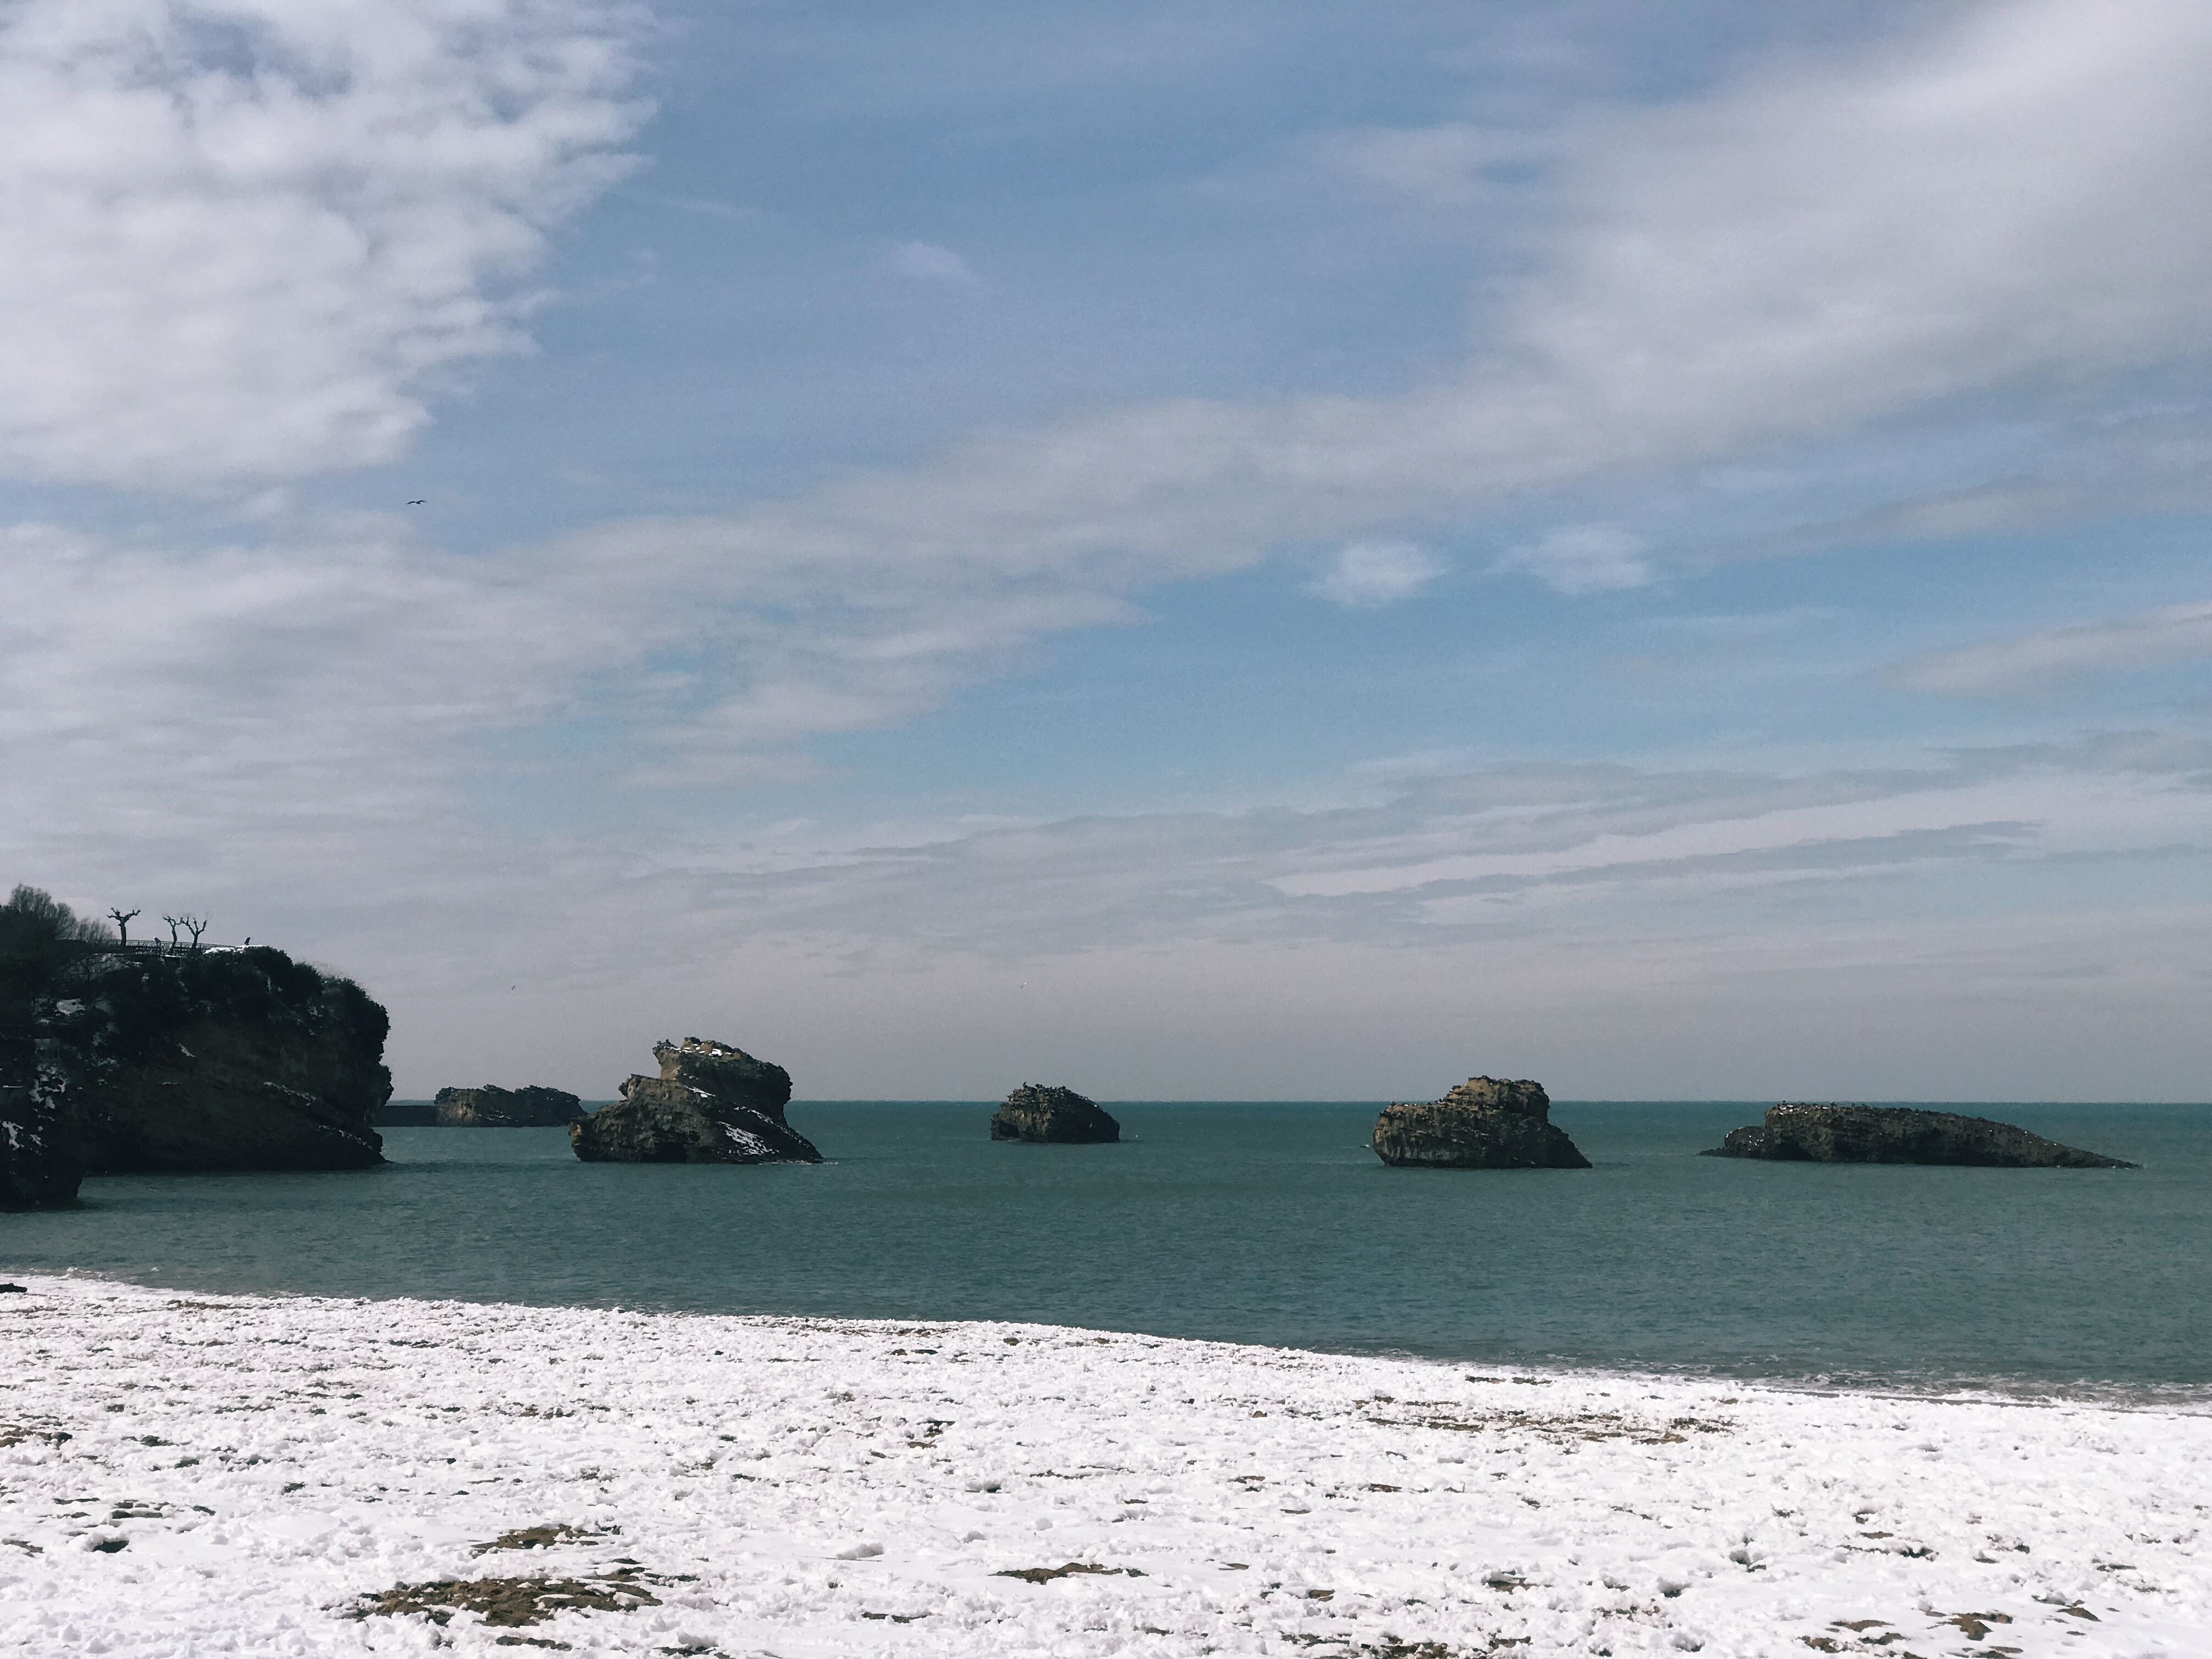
3;1276;2207;1656
13;1259;2210;1415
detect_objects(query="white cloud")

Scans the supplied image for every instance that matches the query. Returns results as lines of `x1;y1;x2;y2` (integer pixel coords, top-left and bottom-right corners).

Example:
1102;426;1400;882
7;2;2212;1099
1489;524;1650;595
1888;600;2212;693
888;240;978;284
1303;541;1447;607
538;0;2211;610
0;0;645;489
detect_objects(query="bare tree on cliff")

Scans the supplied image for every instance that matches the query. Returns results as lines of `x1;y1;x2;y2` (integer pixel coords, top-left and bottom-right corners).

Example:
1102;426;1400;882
108;907;140;945
162;915;180;947
179;915;208;950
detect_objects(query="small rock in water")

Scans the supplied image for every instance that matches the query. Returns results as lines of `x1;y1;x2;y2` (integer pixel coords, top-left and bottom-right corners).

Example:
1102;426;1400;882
1699;1103;2135;1167
989;1084;1120;1144
433;1085;582;1128
1370;1076;1590;1170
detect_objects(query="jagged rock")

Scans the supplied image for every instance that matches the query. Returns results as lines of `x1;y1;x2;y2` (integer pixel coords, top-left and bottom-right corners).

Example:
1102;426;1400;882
433;1085;581;1128
989;1084;1120;1144
1700;1103;2136;1167
1372;1076;1590;1170
568;1037;822;1165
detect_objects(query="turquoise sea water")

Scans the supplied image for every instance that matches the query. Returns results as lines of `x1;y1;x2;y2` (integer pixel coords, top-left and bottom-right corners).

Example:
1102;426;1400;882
5;1102;2205;1399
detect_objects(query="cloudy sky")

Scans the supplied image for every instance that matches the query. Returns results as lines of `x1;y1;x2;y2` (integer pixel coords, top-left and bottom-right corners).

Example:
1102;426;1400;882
3;0;2206;1102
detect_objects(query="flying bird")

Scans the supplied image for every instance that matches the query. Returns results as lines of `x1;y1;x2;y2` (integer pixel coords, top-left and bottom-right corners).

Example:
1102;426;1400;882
406;499;427;505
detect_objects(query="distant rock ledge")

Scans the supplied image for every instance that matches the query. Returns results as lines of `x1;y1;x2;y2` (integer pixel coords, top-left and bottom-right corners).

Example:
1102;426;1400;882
990;1084;1120;1144
1700;1103;2135;1167
569;1038;822;1165
433;1085;580;1128
1372;1076;1590;1170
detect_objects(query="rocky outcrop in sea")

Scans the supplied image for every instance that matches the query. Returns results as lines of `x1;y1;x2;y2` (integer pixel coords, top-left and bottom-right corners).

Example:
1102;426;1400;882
433;1085;581;1127
1700;1103;2136;1167
568;1037;823;1165
989;1084;1120;1144
1371;1076;1590;1170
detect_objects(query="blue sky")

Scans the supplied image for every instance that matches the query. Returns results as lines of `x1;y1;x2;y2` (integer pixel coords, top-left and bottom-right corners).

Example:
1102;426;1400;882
2;0;2206;1099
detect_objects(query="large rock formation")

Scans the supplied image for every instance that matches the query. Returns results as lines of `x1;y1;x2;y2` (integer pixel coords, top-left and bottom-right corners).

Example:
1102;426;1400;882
1700;1103;2135;1167
569;1037;822;1165
61;948;390;1171
2;882;391;1181
1372;1076;1590;1170
989;1084;1120;1144
433;1084;581;1127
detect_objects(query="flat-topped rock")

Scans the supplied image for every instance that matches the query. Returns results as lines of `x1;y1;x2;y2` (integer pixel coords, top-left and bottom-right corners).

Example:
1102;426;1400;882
1700;1103;2135;1167
433;1085;580;1128
1372;1076;1590;1170
569;1037;822;1165
990;1083;1120;1144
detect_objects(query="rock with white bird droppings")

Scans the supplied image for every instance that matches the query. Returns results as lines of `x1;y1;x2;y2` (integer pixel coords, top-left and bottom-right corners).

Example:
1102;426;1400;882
568;1037;821;1164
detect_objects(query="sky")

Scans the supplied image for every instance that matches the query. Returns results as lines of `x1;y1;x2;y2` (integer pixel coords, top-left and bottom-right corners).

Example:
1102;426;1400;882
2;0;2207;1103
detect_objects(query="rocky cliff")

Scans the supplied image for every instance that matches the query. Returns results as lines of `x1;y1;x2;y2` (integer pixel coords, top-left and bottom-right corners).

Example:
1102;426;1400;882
1372;1076;1590;1170
1700;1103;2135;1167
433;1084;581;1127
49;947;391;1172
989;1083;1120;1144
569;1037;822;1165
1;1079;83;1208
5;885;391;1183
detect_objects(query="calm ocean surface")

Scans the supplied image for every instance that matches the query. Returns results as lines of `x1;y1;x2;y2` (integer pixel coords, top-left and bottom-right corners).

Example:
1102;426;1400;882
7;1102;2205;1400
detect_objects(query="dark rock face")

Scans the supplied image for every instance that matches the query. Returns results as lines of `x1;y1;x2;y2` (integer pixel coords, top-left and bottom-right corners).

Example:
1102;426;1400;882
433;1085;582;1127
568;1037;822;1165
1372;1076;1590;1170
71;949;390;1171
4;945;390;1176
1;1074;84;1209
989;1084;1120;1144
1700;1103;2135;1167
3;888;97;1205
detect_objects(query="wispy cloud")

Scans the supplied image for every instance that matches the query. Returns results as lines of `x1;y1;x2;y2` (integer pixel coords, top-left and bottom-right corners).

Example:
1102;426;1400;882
538;0;2212;622
888;241;979;284
1490;524;1651;595
1303;541;1447;607
0;0;646;489
1889;600;2212;693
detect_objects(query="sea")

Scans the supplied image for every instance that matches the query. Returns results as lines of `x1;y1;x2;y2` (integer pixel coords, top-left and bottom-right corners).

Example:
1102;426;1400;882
6;1102;2206;1403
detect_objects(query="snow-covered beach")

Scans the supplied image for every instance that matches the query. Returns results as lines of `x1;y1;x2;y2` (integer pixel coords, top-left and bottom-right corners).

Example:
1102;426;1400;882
1;1276;2204;1658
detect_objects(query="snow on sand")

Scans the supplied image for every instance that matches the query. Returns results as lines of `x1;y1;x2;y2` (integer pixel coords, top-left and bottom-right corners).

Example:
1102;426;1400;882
0;1276;2205;1657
